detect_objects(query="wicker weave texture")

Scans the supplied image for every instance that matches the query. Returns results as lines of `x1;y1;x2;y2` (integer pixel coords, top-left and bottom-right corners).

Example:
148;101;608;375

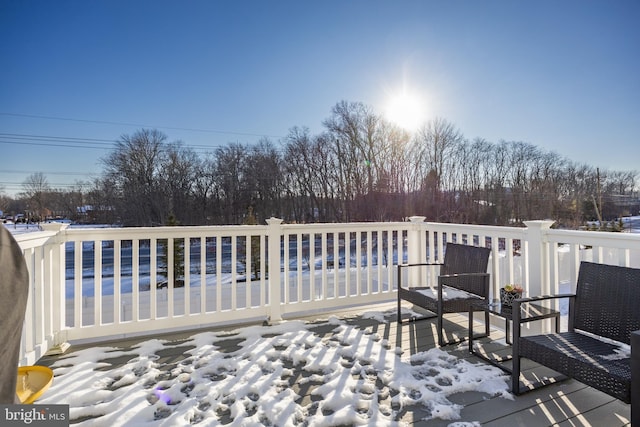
440;243;491;276
519;331;631;403
573;262;640;345
398;242;490;298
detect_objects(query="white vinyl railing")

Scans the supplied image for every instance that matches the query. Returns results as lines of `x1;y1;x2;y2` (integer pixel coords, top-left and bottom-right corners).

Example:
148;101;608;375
13;218;640;366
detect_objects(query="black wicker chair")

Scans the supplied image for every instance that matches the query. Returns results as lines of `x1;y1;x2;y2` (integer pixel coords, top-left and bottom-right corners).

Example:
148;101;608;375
512;261;640;423
397;242;491;346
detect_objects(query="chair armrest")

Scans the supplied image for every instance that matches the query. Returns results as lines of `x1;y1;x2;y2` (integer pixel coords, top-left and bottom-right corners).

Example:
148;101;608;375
512;293;575;332
513;293;575;304
439;272;490;278
398;262;443;268
397;262;444;290
438;273;490;298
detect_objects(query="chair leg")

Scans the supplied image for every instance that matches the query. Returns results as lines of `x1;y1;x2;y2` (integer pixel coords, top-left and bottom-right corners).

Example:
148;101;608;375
632;331;639;427
437;312;444;347
484;311;490;337
397;295;402;324
511;354;521;394
512;319;521;394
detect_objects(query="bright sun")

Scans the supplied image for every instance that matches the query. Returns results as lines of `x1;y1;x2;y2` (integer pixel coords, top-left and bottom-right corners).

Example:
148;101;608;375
385;92;425;131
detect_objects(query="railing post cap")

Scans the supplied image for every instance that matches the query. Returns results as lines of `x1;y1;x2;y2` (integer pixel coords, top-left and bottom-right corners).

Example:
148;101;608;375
523;220;555;230
39;222;70;232
408;216;426;223
266;217;283;225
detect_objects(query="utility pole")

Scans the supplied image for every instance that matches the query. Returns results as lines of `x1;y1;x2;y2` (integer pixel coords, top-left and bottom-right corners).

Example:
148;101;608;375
592;167;604;229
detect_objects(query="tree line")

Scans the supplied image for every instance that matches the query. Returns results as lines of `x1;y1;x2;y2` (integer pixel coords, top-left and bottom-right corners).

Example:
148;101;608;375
2;101;638;229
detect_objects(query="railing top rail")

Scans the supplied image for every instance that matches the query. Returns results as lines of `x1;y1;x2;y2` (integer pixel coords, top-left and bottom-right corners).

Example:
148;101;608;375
62;224;270;239
11;221;639;251
281;221;411;232
546;227;640;248
422;222;527;239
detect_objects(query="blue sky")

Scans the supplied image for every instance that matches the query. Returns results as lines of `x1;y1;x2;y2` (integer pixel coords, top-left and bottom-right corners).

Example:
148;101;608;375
1;0;639;195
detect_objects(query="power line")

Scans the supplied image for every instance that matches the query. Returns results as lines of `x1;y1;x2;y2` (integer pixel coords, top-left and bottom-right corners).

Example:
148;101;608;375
0;170;95;176
0;132;284;153
0;181;91;189
0;133;117;143
0;112;286;139
0;139;112;150
0;136;226;153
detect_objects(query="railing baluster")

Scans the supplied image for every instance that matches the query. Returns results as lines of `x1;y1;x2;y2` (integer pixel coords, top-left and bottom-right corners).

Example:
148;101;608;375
131;239;139;322
283;233;290;303
23;248;35;354
215;235;222;312
200;236;206;314
244;233;251;309
386;229;393;292
366;230;372;294
321;232;327;300
94;240;102;326
74;241;82;327
356;231;362;296
333;231;340;298
230;235;237;310
345;231;351;297
113;240;121;324
150;238;157;319
34;246;45;348
259;234;266;307
167;237;174;317
309;233;316;300
184;236;191;315
297;233;303;302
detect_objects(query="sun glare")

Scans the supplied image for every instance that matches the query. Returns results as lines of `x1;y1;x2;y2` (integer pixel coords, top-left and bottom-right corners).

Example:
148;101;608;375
385;92;424;132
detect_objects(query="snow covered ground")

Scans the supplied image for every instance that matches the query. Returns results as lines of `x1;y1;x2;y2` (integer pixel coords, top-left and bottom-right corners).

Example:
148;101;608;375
39;308;510;426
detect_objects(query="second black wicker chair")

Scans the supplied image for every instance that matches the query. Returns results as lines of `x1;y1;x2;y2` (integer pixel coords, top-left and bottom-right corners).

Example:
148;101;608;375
512;261;640;409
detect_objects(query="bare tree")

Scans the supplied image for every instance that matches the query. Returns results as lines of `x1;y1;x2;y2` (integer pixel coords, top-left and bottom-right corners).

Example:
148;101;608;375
415;118;463;192
283;127;343;222
48;184;85;220
413;118;463;220
160;142;200;224
21;172;51;220
323;101;387;220
214;143;249;224
192;153;219;224
63;104;637;228
241;138;283;222
101;129;167;226
0;185;12;216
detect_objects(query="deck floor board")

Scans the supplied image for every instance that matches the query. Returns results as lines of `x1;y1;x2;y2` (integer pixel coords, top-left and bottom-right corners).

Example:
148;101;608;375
36;302;631;426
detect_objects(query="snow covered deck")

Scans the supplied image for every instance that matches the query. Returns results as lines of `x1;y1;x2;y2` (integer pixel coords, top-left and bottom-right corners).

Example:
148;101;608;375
36;302;631;426
11;218;639;425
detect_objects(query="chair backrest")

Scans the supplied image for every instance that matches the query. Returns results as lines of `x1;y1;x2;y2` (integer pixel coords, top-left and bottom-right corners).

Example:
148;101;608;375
574;261;640;344
440;243;491;276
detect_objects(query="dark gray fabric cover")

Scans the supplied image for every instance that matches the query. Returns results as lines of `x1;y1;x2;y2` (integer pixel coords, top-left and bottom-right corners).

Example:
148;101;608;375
0;226;29;403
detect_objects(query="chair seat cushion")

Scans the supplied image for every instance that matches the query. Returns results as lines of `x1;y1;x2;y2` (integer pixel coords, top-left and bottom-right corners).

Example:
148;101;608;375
519;331;631;403
399;286;483;314
415;286;483;301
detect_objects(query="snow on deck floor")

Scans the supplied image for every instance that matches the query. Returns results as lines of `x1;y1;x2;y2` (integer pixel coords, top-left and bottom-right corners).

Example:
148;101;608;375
38;307;511;427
